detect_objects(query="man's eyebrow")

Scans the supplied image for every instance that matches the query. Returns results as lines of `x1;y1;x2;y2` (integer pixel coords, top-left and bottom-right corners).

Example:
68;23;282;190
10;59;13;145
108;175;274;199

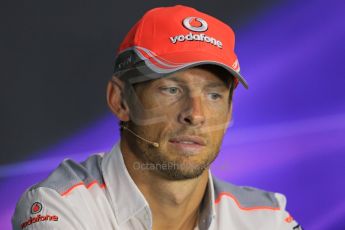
161;76;186;84
204;82;229;89
162;77;229;88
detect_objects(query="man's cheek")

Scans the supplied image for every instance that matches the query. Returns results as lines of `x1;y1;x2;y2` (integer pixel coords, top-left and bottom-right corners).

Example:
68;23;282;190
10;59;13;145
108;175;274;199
130;108;170;126
208;112;229;125
202;118;229;134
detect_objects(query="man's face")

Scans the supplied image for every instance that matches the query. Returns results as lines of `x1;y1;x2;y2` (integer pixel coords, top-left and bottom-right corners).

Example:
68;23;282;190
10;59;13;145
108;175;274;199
124;66;232;180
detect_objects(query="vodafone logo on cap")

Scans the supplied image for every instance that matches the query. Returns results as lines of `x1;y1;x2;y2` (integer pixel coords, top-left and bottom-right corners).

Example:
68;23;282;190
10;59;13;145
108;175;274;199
169;16;223;49
182;17;208;32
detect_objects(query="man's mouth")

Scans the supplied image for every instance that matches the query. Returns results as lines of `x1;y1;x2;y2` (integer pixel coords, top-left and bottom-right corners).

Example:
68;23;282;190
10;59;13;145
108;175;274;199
169;136;206;145
168;136;206;154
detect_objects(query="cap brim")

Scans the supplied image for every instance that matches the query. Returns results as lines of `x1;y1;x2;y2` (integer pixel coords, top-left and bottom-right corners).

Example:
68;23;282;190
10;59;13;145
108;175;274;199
115;47;248;89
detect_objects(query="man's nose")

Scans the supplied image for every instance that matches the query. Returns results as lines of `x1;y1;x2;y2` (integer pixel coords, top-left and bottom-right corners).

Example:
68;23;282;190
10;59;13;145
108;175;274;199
178;95;205;126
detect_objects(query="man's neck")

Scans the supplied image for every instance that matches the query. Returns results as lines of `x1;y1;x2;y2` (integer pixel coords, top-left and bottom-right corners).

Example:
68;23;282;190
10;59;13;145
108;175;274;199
121;141;209;230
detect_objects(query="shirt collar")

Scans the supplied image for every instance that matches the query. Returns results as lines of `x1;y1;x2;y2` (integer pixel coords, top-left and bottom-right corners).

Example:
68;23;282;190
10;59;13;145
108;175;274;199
102;142;216;229
197;170;217;229
102;142;150;225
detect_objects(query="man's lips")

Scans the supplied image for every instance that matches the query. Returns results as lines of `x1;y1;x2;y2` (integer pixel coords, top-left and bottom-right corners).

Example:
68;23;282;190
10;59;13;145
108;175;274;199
168;136;206;147
168;136;206;155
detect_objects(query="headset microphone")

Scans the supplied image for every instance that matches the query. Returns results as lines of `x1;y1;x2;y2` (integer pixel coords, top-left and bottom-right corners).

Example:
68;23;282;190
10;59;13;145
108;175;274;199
121;125;160;148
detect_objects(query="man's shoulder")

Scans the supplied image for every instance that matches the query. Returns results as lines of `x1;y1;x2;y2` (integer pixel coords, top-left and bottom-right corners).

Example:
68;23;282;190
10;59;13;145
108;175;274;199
30;153;105;196
211;176;302;229
212;176;285;210
12;153;108;229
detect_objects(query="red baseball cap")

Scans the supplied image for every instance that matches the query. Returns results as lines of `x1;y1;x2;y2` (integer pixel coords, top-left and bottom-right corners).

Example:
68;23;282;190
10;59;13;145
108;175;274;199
114;5;248;89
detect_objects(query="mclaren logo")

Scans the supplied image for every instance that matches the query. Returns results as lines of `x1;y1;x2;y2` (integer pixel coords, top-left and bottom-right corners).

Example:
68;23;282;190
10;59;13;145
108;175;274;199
182;17;208;32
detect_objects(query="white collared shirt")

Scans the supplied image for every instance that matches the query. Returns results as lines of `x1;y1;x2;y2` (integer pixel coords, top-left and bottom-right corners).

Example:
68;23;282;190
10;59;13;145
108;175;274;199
12;143;301;230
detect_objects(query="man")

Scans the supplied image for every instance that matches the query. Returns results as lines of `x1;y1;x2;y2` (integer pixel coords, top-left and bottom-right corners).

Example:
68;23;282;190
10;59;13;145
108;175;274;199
12;5;301;230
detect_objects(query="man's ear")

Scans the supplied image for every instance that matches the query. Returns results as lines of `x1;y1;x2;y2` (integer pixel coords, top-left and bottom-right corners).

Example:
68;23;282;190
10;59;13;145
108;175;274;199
106;76;130;121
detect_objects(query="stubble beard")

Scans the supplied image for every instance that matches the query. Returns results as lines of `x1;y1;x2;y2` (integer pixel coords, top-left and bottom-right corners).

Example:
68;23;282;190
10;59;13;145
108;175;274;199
125;121;224;180
134;144;220;180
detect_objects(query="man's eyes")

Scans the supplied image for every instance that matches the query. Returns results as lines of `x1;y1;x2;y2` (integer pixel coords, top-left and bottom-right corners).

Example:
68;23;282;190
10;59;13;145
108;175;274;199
208;93;223;100
160;87;181;95
159;86;225;101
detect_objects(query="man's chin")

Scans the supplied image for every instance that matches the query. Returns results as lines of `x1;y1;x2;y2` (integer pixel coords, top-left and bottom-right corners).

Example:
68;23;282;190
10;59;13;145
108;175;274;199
156;161;209;181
